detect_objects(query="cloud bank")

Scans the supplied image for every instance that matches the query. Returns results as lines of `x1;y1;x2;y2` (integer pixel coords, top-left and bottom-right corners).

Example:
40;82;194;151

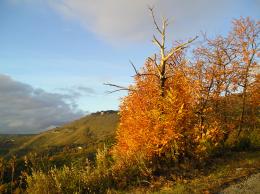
48;0;259;43
0;74;83;134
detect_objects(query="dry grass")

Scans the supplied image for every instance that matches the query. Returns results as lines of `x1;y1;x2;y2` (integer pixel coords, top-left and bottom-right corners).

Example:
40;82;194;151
125;150;260;194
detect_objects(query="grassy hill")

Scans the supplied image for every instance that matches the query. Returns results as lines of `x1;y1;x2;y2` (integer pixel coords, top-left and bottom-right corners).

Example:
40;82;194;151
0;134;34;157
1;110;119;160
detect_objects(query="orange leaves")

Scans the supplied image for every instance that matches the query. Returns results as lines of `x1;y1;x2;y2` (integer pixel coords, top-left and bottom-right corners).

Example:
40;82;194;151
193;121;224;156
111;17;259;167
112;60;198;163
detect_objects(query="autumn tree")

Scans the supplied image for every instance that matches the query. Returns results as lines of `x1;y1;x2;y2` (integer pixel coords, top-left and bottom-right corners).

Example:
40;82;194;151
193;35;238;143
231;18;260;138
109;13;259;171
110;9;222;169
192;17;259;144
247;73;260;131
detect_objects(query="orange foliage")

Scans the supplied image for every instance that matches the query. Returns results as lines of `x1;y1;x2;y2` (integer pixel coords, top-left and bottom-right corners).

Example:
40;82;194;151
112;60;223;164
111;17;259;166
112;60;197;162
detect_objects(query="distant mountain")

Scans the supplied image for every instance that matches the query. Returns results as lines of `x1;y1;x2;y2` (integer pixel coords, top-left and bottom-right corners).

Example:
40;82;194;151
1;110;119;159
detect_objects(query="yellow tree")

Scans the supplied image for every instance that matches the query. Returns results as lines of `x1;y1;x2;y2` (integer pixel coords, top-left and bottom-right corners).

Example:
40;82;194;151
110;9;221;168
193;35;238;143
247;73;260;131
192;17;259;143
231;17;260;137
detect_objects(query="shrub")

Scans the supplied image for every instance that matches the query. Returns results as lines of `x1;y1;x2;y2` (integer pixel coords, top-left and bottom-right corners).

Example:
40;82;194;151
235;137;252;151
25;146;115;193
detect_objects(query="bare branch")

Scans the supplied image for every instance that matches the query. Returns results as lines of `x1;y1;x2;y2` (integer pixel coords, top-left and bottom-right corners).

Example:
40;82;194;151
148;54;162;77
161;17;168;51
164;36;198;61
152;35;163;49
129;60;139;75
104;83;130;90
149;6;168;60
154;54;158;66
132;73;160;78
104;83;136;93
129;59;160;78
149;6;162;35
106;89;130;94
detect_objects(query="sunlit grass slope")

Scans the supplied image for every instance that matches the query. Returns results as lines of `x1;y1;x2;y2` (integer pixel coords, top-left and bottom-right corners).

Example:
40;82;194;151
4;110;119;158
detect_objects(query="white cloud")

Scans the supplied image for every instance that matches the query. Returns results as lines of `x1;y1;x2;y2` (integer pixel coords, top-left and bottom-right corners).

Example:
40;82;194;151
9;0;259;43
0;74;84;134
47;0;259;43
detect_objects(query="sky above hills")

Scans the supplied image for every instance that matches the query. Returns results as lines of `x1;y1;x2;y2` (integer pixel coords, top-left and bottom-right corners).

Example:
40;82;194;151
0;0;259;133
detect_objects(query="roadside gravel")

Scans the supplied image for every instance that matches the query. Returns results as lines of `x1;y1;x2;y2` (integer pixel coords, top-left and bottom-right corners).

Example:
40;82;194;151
220;173;260;194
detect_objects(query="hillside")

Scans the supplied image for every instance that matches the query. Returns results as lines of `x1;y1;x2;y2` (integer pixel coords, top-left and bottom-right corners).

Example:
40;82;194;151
0;135;34;157
2;110;119;159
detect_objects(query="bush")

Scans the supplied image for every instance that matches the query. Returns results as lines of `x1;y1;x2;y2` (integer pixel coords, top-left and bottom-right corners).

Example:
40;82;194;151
25;144;155;193
25;147;112;193
235;137;252;151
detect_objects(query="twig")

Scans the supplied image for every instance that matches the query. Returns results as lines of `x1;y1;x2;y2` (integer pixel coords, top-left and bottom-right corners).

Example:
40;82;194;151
130;60;139;75
104;83;136;94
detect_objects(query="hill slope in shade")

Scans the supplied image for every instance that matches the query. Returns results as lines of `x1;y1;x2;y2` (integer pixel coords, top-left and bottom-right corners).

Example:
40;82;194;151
0;135;34;157
3;110;119;158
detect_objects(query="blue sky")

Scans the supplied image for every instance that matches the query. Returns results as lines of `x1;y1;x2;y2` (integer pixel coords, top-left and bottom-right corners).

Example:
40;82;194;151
0;0;259;133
